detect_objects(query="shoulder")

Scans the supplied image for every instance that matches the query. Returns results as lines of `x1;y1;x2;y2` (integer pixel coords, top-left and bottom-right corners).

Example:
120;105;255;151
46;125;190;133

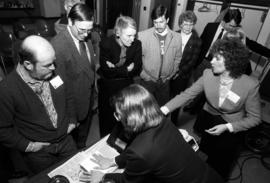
0;72;18;94
238;75;259;89
51;30;69;45
138;28;154;38
100;36;117;49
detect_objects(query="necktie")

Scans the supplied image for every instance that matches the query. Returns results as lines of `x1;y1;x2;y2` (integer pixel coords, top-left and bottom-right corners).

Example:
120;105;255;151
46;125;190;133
79;41;89;62
217;28;224;40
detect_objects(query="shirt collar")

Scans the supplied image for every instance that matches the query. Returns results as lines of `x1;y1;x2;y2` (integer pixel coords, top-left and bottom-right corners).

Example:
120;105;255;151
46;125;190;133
16;63;43;85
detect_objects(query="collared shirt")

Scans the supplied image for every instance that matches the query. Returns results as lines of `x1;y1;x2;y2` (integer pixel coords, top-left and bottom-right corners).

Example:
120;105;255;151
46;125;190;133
67;26;91;63
219;75;234;107
16;64;58;128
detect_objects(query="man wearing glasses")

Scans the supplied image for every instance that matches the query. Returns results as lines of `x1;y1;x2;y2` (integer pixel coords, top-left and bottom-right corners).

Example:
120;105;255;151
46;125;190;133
51;3;96;149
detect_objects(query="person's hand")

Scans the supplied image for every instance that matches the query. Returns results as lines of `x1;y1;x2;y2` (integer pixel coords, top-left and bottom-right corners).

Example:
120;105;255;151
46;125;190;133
67;123;76;134
91;154;116;170
26;142;50;152
127;63;134;71
106;61;115;68
205;124;228;136
79;170;104;183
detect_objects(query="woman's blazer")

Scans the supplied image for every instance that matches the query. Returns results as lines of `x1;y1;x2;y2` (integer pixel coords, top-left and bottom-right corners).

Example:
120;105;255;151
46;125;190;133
165;69;261;132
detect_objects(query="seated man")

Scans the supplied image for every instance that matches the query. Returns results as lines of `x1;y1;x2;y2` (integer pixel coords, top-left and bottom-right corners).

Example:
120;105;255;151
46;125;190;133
0;35;77;174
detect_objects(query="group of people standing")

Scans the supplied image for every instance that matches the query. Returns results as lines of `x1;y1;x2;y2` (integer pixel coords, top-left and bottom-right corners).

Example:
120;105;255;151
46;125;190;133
0;1;269;183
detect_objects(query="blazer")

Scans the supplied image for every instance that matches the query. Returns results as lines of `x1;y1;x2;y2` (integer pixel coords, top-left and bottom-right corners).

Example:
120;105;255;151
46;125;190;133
104;119;224;183
138;27;182;82
177;29;201;78
98;35;142;79
165;69;261;132
50;28;95;121
0;70;75;151
197;22;270;67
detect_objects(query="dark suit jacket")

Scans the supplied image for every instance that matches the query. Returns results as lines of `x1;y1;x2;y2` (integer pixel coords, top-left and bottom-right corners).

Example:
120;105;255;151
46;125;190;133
0;70;75;151
98;35;142;79
165;69;261;133
177;30;202;78
104;119;224;183
197;22;270;67
51;28;95;121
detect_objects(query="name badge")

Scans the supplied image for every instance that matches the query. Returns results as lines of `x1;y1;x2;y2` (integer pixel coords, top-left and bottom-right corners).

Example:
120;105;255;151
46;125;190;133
227;90;240;103
50;75;63;89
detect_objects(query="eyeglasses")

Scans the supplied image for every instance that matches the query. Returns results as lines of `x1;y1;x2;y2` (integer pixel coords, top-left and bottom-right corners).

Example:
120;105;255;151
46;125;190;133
182;23;194;27
74;24;92;35
113;112;121;121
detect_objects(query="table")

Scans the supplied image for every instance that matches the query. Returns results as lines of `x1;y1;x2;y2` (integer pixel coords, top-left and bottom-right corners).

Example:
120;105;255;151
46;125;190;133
27;135;119;183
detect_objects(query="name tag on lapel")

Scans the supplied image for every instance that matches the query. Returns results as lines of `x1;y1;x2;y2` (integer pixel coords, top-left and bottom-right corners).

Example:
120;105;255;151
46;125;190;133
227;90;240;103
50;75;64;89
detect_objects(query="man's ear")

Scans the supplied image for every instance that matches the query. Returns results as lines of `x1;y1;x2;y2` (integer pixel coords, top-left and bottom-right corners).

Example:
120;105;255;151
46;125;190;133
23;60;34;71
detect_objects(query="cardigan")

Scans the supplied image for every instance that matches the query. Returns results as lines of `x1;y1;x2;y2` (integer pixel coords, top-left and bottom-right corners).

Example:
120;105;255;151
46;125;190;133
0;70;75;152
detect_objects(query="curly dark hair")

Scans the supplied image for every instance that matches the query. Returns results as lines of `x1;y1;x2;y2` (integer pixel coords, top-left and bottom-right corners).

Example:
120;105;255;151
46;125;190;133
210;38;250;78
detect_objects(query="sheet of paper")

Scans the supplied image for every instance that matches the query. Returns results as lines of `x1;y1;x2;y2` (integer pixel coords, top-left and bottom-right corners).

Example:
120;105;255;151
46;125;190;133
48;135;121;183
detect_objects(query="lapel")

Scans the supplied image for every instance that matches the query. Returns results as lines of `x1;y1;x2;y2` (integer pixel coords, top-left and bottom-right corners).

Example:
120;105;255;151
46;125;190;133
63;30;93;78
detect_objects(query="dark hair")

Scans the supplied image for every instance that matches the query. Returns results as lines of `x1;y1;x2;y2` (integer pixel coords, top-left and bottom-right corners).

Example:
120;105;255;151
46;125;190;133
223;9;242;26
178;11;197;25
151;4;169;20
112;84;163;133
68;3;94;23
210;39;250;78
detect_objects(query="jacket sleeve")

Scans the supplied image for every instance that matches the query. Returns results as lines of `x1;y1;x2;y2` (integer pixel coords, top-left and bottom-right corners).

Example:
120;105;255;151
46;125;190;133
127;40;142;77
246;37;270;58
0;85;30;151
99;39;130;78
230;81;261;132
171;35;182;78
104;149;150;183
165;75;204;113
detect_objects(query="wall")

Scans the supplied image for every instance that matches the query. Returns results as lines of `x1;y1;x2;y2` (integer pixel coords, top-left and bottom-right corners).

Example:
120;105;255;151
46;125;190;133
171;0;188;31
138;0;152;31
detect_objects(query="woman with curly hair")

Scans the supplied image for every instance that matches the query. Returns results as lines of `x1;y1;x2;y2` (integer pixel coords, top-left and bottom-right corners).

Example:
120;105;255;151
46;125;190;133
80;84;224;183
161;39;261;179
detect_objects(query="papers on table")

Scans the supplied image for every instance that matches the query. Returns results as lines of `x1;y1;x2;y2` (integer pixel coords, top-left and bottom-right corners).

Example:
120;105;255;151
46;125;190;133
48;135;120;183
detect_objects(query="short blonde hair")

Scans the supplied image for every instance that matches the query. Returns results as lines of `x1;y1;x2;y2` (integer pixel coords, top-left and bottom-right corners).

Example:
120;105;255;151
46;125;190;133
114;15;137;36
112;84;163;133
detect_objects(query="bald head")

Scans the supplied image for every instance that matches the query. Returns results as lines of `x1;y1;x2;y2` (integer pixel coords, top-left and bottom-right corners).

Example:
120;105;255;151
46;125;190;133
19;35;56;80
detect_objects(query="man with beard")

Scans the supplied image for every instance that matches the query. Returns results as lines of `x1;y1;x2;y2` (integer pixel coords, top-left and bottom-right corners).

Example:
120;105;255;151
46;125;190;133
0;35;77;174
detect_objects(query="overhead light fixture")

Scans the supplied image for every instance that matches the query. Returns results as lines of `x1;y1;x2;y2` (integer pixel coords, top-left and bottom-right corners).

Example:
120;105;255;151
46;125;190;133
198;2;210;12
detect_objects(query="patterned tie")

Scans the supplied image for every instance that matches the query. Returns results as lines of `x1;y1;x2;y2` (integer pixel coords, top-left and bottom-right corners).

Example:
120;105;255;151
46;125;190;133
36;82;58;128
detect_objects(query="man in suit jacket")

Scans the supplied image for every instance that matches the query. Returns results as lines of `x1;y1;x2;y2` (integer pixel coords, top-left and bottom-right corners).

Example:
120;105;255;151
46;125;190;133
54;0;100;60
197;8;270;69
51;4;96;149
161;39;261;178
170;11;201;124
0;35;77;174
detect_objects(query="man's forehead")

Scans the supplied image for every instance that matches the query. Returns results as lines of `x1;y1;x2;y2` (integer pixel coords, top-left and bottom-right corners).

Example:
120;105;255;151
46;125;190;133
153;15;166;22
75;20;93;29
